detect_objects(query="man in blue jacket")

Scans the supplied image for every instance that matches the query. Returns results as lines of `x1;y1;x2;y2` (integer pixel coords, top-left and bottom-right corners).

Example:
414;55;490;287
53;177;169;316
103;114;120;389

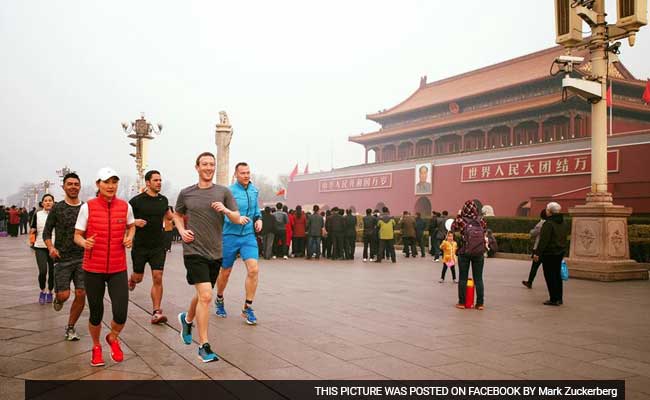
215;162;263;325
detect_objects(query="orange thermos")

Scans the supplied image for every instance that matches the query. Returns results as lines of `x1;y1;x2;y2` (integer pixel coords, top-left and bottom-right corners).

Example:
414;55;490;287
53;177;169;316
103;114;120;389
465;278;475;309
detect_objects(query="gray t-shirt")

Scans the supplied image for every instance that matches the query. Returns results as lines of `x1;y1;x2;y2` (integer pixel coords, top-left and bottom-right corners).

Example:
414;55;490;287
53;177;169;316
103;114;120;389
175;183;237;260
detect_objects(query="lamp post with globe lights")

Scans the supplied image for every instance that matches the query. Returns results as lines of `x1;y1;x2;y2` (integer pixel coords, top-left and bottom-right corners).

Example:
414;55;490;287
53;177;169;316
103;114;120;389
121;113;162;191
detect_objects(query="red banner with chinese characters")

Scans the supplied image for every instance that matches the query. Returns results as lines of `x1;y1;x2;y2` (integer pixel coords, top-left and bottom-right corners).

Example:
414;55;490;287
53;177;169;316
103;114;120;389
319;173;392;192
461;150;619;183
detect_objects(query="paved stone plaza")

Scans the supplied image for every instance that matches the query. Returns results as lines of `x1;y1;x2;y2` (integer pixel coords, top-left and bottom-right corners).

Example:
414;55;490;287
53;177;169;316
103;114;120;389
0;236;649;399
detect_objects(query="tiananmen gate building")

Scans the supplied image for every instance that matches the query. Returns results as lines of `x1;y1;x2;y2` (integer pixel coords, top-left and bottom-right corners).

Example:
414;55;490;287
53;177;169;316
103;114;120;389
287;45;650;217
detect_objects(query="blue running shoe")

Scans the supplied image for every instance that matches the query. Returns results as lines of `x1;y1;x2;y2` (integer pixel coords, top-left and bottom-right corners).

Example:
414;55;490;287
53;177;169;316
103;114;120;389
241;306;257;325
178;312;193;345
215;298;227;318
198;343;219;363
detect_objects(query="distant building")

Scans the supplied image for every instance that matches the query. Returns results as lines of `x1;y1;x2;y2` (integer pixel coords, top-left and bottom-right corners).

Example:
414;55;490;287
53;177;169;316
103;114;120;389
288;45;650;216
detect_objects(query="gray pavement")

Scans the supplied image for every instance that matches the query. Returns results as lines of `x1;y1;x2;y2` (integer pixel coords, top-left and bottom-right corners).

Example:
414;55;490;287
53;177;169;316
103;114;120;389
1;235;650;399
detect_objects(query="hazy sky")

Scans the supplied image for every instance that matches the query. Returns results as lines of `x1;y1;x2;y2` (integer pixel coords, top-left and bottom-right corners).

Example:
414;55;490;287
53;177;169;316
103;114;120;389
1;1;649;202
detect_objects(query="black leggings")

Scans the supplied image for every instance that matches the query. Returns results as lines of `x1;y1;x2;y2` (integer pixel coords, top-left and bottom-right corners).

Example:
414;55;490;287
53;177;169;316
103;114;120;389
84;270;128;326
34;248;54;291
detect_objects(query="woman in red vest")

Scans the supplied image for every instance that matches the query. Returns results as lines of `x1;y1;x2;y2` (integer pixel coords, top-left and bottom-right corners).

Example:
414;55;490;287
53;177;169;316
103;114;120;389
74;167;135;367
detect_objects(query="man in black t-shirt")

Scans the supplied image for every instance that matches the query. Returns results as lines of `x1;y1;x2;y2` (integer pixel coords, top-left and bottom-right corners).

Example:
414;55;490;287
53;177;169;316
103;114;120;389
128;170;173;324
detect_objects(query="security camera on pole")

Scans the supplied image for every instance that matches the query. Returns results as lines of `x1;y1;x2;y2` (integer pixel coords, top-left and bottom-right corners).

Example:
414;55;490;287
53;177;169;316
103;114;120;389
121;113;162;191
554;0;648;280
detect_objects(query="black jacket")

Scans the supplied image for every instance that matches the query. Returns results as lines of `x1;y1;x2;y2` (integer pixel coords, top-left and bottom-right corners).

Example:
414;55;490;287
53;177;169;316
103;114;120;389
345;215;357;235
306;213;324;236
327;213;345;233
362;215;378;235
535;213;567;257
261;212;275;235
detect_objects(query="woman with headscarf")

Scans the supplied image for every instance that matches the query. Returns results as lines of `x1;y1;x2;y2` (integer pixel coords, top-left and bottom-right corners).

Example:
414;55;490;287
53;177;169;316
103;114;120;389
451;200;488;310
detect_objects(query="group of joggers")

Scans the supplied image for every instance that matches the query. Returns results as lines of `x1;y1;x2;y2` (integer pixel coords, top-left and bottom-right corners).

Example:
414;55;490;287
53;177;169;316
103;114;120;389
30;152;262;365
27;151;568;366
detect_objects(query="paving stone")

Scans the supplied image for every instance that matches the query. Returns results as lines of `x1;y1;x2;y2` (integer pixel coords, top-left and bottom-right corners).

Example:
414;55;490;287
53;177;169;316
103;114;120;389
0;376;24;400
351;356;455;380
0;355;48;377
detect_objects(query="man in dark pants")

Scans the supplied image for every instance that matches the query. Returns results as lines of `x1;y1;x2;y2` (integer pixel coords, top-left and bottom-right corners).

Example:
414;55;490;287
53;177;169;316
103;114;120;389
344;209;357;259
415;212;426;257
322;210;332;258
428;211;439;257
272;203;289;259
399;211;417;257
534;202;567;306
362;208;377;262
306;205;323;259
326;207;345;260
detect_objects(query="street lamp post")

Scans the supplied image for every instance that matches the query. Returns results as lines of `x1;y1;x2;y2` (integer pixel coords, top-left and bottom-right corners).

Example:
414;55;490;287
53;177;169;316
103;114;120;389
554;0;648;281
56;166;72;184
121;113;162;191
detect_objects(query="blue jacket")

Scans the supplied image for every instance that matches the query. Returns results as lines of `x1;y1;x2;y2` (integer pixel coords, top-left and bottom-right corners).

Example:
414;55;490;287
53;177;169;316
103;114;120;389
223;181;261;236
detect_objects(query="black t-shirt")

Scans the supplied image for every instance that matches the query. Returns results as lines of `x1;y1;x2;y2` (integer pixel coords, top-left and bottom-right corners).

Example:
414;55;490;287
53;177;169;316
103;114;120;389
129;192;169;248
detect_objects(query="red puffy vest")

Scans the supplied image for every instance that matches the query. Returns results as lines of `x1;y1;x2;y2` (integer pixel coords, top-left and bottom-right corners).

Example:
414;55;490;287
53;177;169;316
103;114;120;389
82;197;129;273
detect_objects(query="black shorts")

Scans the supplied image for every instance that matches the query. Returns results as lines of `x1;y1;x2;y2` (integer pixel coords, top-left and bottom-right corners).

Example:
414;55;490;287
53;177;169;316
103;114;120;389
183;255;221;287
131;246;166;274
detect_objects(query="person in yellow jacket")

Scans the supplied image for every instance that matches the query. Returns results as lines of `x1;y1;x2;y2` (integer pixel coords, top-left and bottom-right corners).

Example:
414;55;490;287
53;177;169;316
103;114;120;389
439;231;458;283
376;207;396;263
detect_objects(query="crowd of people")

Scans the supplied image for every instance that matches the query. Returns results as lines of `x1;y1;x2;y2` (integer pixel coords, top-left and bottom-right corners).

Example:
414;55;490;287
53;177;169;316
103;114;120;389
0;205;35;237
3;152;569;367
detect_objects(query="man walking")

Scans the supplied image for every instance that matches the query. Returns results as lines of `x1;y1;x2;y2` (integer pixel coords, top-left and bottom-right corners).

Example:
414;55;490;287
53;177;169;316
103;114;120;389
43;173;86;341
128;170;174;324
214;162;262;325
175;152;240;362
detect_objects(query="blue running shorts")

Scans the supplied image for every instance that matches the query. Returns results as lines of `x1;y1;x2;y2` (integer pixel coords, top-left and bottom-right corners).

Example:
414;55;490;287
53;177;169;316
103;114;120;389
222;234;259;268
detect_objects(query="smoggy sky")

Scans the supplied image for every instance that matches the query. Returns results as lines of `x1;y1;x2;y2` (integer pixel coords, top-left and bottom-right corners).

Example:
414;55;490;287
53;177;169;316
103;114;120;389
1;1;649;202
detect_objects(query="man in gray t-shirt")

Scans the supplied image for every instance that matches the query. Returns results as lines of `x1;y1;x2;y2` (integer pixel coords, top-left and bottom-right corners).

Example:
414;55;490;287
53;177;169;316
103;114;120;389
173;152;241;363
175;184;236;260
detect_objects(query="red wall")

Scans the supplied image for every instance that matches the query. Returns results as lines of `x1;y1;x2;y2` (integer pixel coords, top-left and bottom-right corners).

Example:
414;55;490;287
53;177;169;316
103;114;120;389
288;142;650;216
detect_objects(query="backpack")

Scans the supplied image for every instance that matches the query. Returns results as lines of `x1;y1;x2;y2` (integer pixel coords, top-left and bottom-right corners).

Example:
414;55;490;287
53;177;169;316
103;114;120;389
461;217;486;256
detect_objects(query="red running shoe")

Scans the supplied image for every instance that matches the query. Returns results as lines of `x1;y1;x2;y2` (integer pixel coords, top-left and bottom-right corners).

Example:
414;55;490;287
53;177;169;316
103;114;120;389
105;334;124;362
90;345;104;367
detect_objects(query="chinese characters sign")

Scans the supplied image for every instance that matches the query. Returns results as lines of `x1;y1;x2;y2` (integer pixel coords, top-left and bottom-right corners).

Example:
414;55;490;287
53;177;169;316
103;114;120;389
319;173;392;192
461;150;619;183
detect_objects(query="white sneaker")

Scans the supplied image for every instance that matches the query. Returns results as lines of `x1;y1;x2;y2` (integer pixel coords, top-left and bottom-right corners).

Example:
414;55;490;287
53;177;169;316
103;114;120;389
453;279;458;284
438;279;444;283
272;256;277;259
434;258;440;262
363;258;367;262
283;255;288;260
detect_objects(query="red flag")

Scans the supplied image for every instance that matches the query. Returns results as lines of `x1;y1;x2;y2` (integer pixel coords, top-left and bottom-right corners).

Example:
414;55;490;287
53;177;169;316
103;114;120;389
643;79;650;105
606;84;612;107
276;188;286;196
289;163;298;182
303;163;309;175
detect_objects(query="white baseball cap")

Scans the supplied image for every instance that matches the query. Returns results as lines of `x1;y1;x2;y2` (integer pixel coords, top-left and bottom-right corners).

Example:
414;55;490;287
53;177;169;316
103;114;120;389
96;167;120;182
